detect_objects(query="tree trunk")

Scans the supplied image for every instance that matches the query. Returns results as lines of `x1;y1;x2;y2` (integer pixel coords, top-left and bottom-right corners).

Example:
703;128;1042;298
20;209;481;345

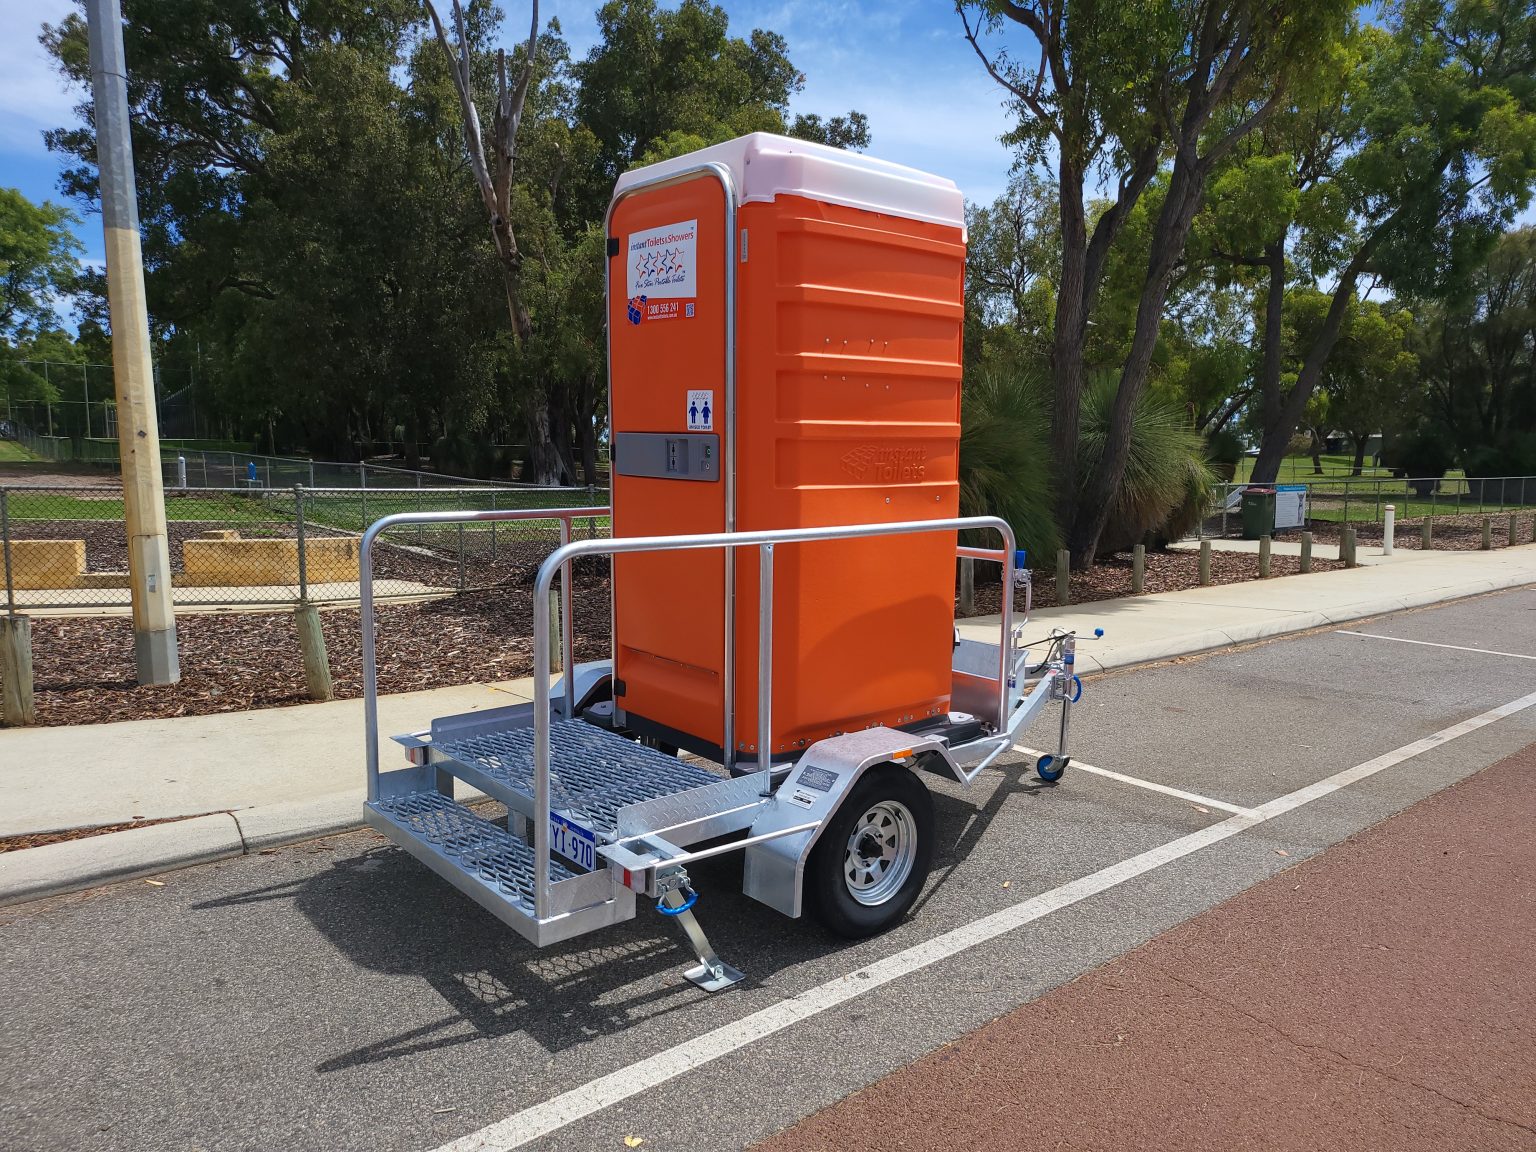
404;409;422;471
1258;237;1286;440
521;400;561;485
1250;255;1370;485
579;418;599;488
1049;160;1090;540
547;384;578;484
1351;435;1367;476
1070;149;1205;566
577;370;600;486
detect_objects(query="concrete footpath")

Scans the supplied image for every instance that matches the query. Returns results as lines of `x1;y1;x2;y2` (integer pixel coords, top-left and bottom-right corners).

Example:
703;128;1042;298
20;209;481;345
757;740;1536;1152
2;543;1533;905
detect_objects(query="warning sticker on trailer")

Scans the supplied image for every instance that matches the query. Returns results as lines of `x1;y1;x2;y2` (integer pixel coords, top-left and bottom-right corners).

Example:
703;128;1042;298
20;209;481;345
687;389;714;431
625;219;697;325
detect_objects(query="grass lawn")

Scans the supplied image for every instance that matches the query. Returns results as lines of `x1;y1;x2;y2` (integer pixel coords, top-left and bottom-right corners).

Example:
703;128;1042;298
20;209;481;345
0;440;39;463
6;492;278;523
1232;453;1406;483
1231;454;1487;492
1306;495;1533;522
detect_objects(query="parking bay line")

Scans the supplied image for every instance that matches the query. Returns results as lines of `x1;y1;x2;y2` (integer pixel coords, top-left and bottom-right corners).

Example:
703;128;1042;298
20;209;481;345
433;688;1536;1152
1337;630;1536;662
1013;746;1259;817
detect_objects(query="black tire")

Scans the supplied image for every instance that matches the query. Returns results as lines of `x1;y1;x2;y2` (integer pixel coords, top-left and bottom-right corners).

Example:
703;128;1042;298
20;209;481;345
806;764;934;939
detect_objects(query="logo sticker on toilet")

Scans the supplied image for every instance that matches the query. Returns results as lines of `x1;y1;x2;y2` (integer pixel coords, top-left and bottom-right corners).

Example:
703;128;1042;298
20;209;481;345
687;390;713;431
626;219;696;324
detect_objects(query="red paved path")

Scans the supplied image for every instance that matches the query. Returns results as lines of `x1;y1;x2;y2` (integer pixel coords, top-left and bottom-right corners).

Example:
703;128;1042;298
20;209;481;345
757;745;1536;1152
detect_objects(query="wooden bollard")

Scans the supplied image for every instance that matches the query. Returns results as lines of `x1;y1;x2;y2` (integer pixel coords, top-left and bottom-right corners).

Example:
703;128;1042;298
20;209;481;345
1421;518;1433;550
958;556;976;615
1198;539;1212;586
1258;535;1272;578
1342;526;1358;568
1056;549;1071;606
1;614;37;726
1131;544;1145;594
549;588;563;671
1509;515;1519;547
294;603;334;702
1481;516;1492;550
1299;531;1313;573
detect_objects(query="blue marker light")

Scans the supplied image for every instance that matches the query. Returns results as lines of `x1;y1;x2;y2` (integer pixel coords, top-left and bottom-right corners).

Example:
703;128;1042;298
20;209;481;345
1094;628;1104;638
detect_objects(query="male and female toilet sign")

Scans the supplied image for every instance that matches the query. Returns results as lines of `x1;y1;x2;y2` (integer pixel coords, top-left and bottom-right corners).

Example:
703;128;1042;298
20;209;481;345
687;389;713;431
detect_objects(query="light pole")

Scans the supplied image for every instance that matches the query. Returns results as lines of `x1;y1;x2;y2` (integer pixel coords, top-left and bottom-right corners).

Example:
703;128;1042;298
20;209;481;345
87;0;179;683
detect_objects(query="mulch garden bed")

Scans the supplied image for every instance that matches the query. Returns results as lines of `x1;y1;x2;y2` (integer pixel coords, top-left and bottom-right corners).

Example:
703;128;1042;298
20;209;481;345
0;812;212;853
957;546;1345;617
1308;511;1534;551
8;542;1358;728
21;579;614;727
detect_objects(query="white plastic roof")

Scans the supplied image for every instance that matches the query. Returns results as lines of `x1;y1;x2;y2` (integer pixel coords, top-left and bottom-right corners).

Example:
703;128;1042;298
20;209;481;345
612;132;965;234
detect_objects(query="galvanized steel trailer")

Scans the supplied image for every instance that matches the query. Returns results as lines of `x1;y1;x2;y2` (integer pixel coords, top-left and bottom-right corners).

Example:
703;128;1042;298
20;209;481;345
359;507;1087;991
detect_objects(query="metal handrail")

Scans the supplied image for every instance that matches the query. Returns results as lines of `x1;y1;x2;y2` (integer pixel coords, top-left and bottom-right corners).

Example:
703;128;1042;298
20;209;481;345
528;514;1017;920
358;506;611;800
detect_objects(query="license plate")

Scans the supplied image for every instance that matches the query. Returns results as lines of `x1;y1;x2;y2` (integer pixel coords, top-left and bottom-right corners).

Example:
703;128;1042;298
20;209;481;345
549;814;596;870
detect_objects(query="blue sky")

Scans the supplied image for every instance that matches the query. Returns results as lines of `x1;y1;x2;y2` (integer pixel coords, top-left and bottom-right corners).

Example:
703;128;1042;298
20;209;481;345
0;0;1018;275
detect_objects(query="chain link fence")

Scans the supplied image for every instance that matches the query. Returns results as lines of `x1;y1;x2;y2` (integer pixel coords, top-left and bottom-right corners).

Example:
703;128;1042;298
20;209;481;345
3;418;573;493
1;484;610;612
1199;475;1536;547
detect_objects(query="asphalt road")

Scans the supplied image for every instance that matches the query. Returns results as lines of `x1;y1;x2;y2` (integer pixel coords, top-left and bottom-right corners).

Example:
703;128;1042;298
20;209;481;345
761;741;1536;1152
3;586;1533;1152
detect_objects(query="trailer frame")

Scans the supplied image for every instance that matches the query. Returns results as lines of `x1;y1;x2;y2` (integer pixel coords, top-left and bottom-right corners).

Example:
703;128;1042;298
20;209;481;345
360;508;1084;988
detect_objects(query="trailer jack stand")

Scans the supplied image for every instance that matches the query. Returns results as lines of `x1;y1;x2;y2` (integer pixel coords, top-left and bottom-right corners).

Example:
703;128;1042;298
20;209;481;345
659;883;744;992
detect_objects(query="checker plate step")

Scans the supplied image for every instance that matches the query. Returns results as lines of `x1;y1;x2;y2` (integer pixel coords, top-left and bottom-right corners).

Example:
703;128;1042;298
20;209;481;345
432;719;724;838
367;791;575;913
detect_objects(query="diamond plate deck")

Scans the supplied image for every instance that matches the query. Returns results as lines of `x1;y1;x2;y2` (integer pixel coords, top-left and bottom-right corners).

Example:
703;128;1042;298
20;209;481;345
368;791;575;912
432;720;726;838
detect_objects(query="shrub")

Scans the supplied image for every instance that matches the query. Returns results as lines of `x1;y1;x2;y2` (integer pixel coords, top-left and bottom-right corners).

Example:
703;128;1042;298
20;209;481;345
958;364;1059;563
1387;426;1455;495
1206;428;1243;481
1080;374;1217;555
1462;434;1536;501
431;430;497;478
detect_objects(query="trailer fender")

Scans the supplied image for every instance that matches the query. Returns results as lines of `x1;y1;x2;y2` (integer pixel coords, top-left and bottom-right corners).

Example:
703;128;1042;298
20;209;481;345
743;728;947;919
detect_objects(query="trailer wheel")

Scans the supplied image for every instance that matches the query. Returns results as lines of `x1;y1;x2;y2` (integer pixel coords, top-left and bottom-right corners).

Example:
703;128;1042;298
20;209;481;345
1036;754;1066;782
807;764;933;939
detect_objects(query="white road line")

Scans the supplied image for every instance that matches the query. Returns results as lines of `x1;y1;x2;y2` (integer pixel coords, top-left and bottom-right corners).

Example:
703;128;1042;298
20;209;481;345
1013;745;1259;817
433;689;1536;1152
1337;630;1536;662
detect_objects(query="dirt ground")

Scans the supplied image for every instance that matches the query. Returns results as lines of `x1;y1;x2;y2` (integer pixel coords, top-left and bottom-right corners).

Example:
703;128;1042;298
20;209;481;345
0;462;120;488
10;544;1337;727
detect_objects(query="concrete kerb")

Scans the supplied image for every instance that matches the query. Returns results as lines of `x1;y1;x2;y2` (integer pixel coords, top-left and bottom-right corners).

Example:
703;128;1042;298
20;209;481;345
0;784;495;908
0;813;245;907
3;558;1533;909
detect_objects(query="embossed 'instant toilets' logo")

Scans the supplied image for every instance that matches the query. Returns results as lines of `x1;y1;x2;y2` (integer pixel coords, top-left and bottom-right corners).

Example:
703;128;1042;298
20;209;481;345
839;445;927;482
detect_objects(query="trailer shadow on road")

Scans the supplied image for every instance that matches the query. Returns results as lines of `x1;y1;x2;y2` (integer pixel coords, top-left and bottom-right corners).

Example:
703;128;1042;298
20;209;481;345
185;771;1053;1078
912;768;1057;921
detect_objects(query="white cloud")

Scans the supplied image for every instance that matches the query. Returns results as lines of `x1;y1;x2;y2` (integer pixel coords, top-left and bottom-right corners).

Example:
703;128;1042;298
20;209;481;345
799;70;1014;204
0;0;82;152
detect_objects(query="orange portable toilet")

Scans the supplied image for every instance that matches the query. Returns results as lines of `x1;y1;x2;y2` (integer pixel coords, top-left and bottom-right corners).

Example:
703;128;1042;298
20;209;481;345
606;133;966;766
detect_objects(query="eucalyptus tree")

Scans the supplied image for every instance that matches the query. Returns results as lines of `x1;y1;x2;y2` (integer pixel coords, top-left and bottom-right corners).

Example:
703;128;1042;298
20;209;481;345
1245;0;1536;483
959;0;1352;565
